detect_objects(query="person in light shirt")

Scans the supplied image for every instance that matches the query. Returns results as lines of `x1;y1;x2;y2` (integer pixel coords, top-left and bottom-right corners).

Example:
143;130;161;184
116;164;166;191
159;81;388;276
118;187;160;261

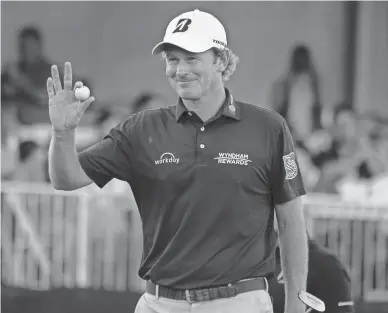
271;44;322;144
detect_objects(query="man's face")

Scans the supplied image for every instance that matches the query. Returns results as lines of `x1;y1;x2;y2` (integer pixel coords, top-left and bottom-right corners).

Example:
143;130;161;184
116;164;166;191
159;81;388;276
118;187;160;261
164;47;220;100
19;37;42;63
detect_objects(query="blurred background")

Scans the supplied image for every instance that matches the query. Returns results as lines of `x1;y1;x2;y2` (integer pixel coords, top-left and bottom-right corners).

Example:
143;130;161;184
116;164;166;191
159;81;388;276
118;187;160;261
1;1;387;313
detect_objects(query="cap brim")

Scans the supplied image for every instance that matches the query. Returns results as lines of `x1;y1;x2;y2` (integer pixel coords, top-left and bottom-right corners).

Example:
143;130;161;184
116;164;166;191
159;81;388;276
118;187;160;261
152;38;211;55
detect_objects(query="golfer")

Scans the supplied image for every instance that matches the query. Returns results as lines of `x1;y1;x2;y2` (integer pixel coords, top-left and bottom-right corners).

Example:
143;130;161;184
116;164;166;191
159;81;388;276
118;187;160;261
47;9;308;313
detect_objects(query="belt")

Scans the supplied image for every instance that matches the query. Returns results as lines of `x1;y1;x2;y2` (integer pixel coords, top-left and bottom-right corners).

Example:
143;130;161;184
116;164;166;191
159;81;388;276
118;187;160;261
145;277;268;303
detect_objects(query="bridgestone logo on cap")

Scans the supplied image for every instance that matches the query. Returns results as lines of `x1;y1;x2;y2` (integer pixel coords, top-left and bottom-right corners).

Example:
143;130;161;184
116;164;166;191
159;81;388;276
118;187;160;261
173;18;192;33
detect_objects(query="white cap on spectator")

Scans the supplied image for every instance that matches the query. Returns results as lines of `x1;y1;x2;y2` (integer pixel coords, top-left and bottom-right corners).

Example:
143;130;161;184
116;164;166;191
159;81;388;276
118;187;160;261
152;9;228;55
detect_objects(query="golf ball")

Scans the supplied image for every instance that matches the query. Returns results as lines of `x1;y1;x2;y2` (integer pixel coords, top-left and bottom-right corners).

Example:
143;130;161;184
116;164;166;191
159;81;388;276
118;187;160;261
75;86;90;101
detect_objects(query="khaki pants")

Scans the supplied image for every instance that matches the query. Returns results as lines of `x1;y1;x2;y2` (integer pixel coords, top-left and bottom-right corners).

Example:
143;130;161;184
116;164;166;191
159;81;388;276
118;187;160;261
134;289;274;313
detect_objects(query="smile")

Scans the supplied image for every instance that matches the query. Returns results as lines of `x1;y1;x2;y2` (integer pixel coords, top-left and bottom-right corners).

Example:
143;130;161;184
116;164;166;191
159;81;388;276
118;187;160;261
177;80;195;83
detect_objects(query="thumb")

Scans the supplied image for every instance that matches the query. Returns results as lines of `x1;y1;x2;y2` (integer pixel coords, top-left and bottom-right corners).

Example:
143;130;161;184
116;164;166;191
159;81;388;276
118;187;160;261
78;96;95;115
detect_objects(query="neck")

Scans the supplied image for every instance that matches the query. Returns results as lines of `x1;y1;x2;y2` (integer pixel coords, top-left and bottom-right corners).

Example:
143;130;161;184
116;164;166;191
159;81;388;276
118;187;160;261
182;84;226;122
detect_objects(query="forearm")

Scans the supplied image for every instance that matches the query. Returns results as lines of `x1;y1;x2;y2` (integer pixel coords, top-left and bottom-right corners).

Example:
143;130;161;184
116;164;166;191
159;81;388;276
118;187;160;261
49;129;92;190
278;229;308;307
276;200;309;312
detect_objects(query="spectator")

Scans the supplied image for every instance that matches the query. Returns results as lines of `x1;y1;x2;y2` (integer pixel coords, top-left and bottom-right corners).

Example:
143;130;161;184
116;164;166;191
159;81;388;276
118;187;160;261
93;92;167;139
2;25;60;124
369;125;388;169
270;44;322;143
1;102;20;180
312;103;386;193
269;236;354;313
269;216;354;313
294;146;320;192
12;140;47;182
130;91;167;114
2;26;51;106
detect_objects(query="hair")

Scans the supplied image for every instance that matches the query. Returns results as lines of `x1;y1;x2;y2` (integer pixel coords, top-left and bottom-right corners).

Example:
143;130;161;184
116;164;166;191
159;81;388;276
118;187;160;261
18;25;42;42
292;44;310;58
19;140;39;162
290;44;312;72
161;47;240;83
213;48;239;82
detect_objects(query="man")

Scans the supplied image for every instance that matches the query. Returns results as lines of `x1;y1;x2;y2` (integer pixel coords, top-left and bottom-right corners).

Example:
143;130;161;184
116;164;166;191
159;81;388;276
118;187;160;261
268;222;354;313
2;26;50;105
12;140;48;182
2;26;52;124
47;9;308;313
312;103;387;193
1;101;20;180
130;92;167;115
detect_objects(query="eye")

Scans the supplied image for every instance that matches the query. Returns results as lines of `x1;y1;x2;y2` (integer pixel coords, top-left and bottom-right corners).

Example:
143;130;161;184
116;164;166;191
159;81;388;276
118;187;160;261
187;57;199;64
167;58;179;65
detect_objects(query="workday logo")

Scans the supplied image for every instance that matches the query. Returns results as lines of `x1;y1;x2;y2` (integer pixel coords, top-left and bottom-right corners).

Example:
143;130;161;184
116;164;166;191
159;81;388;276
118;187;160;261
214;153;252;166
155;152;180;165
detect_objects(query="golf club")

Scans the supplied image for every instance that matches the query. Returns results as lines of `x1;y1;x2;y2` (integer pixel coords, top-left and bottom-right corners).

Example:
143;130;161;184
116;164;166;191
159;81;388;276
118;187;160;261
298;290;325;312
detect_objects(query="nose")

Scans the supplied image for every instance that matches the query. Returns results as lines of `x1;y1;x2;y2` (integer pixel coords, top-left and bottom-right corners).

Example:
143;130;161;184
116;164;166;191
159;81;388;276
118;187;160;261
176;63;190;77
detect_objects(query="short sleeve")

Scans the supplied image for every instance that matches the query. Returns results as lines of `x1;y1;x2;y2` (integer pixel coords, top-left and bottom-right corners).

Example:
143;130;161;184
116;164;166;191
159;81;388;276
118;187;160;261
270;119;306;204
78;118;135;189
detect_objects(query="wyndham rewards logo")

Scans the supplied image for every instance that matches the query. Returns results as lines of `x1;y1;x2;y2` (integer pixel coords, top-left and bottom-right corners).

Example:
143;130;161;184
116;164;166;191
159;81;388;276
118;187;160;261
155;152;180;165
214;152;252;166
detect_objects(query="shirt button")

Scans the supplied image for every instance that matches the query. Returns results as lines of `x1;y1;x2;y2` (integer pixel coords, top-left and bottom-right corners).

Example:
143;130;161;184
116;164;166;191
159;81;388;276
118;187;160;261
188;112;193;116
200;127;205;131
200;144;205;149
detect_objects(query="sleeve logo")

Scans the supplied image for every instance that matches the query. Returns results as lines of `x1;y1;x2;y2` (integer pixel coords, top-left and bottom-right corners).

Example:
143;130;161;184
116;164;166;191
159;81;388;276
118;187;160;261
282;152;298;180
173;18;192;33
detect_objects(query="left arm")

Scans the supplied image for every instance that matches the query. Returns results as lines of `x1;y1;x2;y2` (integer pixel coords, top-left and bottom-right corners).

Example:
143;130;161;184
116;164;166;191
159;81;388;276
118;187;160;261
275;197;308;313
269;118;309;313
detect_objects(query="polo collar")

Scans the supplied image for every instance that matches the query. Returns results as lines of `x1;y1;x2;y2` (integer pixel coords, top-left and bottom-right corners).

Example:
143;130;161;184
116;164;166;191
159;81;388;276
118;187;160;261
175;88;241;122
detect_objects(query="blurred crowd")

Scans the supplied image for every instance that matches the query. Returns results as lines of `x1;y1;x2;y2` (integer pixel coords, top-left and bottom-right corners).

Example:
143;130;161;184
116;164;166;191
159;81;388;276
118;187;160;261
2;25;388;204
271;44;388;204
1;25;167;189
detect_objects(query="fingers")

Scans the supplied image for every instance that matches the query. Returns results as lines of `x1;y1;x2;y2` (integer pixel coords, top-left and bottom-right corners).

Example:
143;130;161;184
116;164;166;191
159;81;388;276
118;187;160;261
73;81;84;92
46;77;55;100
63;62;72;91
51;65;62;92
79;96;95;115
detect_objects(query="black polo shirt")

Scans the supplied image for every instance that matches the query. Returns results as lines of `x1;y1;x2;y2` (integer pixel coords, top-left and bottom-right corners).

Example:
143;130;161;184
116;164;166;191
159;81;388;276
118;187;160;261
268;239;354;313
79;89;306;289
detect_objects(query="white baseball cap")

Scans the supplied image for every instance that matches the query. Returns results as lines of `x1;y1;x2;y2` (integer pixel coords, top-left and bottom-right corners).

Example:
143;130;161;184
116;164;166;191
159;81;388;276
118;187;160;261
152;9;228;55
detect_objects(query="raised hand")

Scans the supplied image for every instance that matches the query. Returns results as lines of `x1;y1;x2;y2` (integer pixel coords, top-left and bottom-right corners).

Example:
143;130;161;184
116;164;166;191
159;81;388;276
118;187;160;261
47;62;95;131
